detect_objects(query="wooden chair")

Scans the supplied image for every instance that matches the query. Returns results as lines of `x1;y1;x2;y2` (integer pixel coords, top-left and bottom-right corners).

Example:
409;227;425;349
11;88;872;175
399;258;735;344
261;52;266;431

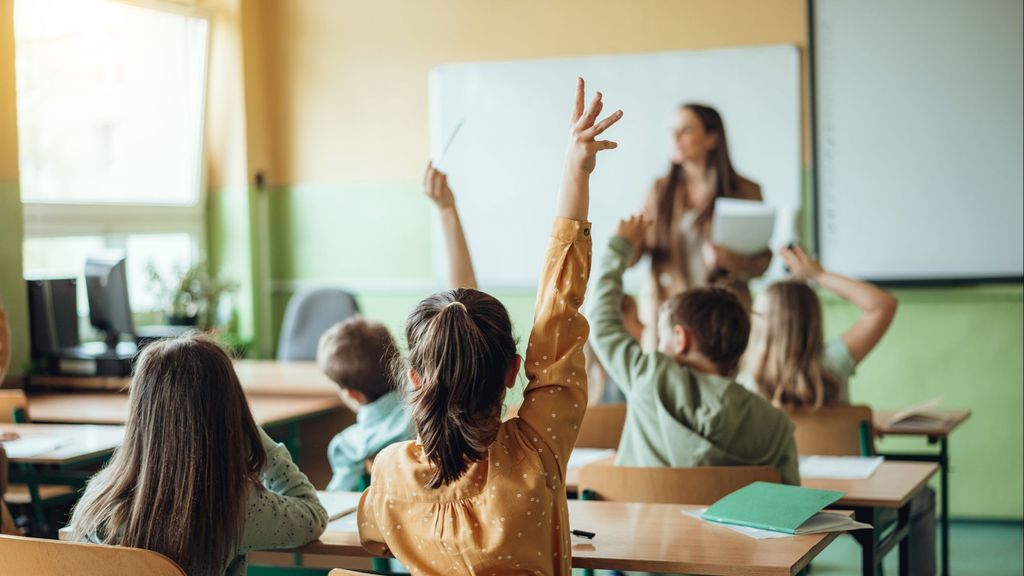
578;464;781;505
1;446;17;535
575;403;626;449
786;404;875;456
0;390;77;530
0;534;186;575
0;390;29;423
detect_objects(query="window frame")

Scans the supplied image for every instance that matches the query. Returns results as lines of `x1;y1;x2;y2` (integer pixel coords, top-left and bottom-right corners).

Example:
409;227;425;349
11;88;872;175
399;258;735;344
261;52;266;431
16;0;214;243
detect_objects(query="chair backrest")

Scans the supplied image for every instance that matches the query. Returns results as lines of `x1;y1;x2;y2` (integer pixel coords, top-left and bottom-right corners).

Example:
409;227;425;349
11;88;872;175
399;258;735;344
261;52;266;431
0;535;186;576
575;403;626;449
0;446;15;535
579;465;781;505
0;390;29;423
277;288;360;361
329;570;373;576
786;404;875;456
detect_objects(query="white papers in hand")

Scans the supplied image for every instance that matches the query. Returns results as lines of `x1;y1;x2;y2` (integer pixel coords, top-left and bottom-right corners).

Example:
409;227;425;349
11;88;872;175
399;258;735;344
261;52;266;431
799;456;884;479
1;436;64;458
711;198;777;254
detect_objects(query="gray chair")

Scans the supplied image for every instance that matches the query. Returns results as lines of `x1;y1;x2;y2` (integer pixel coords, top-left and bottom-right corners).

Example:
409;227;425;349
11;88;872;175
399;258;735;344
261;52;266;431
277;288;360;361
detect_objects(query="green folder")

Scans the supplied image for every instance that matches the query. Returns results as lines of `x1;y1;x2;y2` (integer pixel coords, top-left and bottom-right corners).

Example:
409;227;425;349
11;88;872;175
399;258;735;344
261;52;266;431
702;481;846;535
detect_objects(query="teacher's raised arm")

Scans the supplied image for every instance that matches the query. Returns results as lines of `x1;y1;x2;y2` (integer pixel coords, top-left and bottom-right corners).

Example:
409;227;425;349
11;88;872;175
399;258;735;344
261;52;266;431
638;103;771;346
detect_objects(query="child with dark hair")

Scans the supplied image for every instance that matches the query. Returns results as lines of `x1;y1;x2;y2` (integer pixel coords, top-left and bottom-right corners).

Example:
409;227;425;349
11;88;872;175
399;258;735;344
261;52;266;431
318;162;477;492
589;214;799;485
358;78;622;575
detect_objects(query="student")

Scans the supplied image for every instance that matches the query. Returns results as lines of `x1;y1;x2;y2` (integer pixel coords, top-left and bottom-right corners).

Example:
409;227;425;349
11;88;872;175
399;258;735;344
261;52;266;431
589;214;799;485
317;163;475;492
358;78;621;575
741;245;898;408
0;304;16;535
71;335;327;576
743;247;934;576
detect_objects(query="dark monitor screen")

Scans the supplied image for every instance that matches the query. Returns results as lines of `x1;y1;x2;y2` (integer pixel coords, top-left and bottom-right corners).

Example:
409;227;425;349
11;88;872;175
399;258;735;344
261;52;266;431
85;252;135;348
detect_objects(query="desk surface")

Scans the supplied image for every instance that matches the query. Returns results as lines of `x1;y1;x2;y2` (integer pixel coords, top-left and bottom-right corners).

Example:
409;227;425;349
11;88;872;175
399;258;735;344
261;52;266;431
803;461;938;508
27;393;342;429
873;409;971;437
30;360;339;397
0;423;124;465
295;495;843;575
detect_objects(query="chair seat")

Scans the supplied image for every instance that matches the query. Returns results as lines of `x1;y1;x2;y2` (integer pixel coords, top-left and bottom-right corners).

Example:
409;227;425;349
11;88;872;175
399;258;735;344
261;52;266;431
4;484;76;504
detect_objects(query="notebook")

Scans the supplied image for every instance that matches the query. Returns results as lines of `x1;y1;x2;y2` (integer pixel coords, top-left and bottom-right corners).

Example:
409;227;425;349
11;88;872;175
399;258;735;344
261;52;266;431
701;482;869;535
799;455;884;479
0;436;65;458
317;491;362;521
886;397;948;427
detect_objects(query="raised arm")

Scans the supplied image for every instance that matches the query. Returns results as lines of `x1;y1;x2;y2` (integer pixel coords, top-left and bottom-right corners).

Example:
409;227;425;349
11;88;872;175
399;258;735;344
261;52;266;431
781;246;898;364
424;163;478;289
516;78;622;465
0;306;10;384
589;215;654;393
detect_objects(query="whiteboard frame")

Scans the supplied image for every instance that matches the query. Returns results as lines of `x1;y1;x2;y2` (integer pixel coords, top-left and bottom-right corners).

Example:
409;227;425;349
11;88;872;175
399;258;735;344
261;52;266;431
808;0;1024;286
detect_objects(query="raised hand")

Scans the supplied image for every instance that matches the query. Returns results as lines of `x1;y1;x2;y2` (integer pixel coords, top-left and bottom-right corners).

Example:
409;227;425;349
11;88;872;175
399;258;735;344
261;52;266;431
615;214;652;260
780;245;824;280
558;78;623;221
566;77;623;175
423;163;455;210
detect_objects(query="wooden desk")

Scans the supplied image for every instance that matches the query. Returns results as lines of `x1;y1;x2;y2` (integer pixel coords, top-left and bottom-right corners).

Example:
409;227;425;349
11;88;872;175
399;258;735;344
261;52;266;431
283;495;844;575
26;393;341;429
0;424;124;466
25;392;349;488
807;462;938;576
29;360;339;397
874;410;970;576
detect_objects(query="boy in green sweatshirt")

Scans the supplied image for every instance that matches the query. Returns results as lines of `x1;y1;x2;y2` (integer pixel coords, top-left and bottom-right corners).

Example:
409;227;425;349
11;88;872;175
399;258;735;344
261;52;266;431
589;215;799;485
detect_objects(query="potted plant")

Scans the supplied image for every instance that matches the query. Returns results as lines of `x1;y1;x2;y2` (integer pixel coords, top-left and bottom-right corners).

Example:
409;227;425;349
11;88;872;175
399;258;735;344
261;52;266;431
146;261;237;330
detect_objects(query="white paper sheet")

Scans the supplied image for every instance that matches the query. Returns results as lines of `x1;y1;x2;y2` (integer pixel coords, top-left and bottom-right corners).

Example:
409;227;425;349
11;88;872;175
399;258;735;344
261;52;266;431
685;508;872;539
0;436;64;458
799;455;884;479
711;198;777;254
318;492;362;521
567;448;616;469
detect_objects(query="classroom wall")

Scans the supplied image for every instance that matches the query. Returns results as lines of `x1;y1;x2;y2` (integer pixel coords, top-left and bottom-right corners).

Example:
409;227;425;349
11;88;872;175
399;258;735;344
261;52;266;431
0;0;28;386
239;0;1024;520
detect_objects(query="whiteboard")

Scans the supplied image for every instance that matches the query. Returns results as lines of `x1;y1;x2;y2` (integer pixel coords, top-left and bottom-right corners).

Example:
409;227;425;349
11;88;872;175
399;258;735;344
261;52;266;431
814;0;1024;282
429;46;802;291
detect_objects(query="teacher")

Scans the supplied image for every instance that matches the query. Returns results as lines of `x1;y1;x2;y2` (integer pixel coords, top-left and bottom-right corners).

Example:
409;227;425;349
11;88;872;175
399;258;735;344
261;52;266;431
639;103;771;346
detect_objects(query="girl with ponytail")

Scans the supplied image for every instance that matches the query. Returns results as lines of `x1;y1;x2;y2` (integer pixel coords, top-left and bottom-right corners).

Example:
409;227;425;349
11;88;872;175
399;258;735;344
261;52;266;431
358;78;622;576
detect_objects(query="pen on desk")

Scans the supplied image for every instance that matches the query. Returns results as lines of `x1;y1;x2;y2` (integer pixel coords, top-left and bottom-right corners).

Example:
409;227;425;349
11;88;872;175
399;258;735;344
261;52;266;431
571;529;595;539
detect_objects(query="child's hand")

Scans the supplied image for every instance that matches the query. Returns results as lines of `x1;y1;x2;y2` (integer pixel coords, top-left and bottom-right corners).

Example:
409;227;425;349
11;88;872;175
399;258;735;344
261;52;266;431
423;163;455;210
566;77;622;175
780;245;824;280
615;214;652;260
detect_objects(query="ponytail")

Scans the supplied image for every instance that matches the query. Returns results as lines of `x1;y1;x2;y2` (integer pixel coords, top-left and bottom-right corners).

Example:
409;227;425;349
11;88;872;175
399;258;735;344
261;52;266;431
401;289;517;488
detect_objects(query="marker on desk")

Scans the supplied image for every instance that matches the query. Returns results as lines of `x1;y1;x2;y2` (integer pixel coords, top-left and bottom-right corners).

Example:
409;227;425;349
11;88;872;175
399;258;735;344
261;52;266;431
571;529;596;539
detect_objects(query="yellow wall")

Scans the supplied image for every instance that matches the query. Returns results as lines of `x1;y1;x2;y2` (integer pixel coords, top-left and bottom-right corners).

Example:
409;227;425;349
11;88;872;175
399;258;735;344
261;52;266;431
0;0;27;385
254;0;808;187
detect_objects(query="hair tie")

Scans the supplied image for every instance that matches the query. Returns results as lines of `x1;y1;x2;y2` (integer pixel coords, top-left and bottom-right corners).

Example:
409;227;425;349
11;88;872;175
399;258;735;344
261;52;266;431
445;301;468;312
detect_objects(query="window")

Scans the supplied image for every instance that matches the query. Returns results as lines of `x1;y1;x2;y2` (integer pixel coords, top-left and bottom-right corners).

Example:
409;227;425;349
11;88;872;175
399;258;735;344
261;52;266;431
15;0;210;318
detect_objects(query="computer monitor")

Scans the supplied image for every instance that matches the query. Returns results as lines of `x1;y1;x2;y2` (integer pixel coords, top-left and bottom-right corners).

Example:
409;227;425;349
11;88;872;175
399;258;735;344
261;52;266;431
85;252;136;350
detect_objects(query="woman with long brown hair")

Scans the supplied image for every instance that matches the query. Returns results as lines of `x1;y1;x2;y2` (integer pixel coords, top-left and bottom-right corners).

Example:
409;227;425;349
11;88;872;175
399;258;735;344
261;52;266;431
639;104;771;346
70;334;327;575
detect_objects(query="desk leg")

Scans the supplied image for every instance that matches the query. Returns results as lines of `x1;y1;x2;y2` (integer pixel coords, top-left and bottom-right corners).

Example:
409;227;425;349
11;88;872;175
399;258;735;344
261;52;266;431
853;508;878;576
898;504;911;576
939;437;949;576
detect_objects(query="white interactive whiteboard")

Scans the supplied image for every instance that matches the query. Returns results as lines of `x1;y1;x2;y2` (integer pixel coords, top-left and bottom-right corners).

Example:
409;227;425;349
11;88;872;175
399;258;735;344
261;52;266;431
429;45;802;291
814;0;1024;282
